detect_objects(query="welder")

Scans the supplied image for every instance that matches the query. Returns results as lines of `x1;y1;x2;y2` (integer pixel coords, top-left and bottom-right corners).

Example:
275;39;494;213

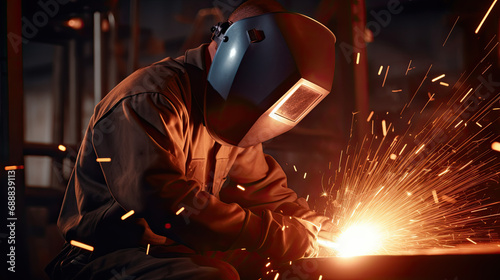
47;0;336;279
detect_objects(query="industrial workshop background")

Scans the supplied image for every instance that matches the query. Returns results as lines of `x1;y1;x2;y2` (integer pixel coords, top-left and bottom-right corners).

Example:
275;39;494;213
1;0;499;279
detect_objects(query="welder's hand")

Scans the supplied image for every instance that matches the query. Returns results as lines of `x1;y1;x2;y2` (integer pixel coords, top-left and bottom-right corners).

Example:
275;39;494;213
317;220;340;242
252;210;319;263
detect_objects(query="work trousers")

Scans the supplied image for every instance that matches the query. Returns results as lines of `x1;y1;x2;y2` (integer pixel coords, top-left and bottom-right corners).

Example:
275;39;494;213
46;243;271;280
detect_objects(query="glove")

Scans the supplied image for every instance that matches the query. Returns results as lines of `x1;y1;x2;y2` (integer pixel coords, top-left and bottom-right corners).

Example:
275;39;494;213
317;219;339;241
250;209;319;263
275;201;338;238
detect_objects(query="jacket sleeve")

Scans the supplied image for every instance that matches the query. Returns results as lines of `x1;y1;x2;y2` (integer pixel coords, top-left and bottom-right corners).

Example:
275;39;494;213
92;92;263;252
219;143;315;217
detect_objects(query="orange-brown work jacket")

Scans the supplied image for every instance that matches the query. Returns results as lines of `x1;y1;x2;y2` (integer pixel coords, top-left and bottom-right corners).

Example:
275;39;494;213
57;44;311;256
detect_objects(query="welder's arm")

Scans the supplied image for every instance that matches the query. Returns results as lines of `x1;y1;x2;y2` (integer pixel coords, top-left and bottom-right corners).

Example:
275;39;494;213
219;145;332;228
92;93;316;261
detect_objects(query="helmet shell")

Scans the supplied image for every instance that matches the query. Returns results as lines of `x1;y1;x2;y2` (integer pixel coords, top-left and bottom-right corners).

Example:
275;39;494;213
206;12;336;147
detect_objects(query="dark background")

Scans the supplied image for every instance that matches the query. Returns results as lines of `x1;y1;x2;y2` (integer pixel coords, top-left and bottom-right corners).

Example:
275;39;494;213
2;0;500;279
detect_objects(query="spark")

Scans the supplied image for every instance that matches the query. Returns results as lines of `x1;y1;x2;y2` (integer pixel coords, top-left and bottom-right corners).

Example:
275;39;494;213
392;89;402;93
492;142;500;152
415;144;425;154
378;66;383;75
319;276;323;280
176;207;185;215
356;52;361;64
382;120;387;137
274;273;280;280
266;262;271;267
484;35;497;50
304;173;307;179
121;210;135;220
306;194;309;201
374;186;385;197
405;60;413;75
466;238;477;245
421;93;436;113
316;20;500;259
293;165;297;172
96;158;111;162
4;165;24;171
460;88;474;103
58;145;67;151
443;16;459;46
70;240;94;251
432;190;439;204
367;111;374;122
471;208;488;213
432;74;446;82
382;66;390;87
399;144;407;155
237;185;246;191
442;195;457;204
438;168;450;177
482;64;493;75
439;82;449;87
146;244;150;255
475;0;497;34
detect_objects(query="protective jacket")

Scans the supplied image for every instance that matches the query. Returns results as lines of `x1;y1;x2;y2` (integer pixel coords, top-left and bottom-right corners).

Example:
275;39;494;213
57;44;315;257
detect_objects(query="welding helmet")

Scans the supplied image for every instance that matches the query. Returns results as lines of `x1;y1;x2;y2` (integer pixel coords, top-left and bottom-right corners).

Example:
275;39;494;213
206;12;336;147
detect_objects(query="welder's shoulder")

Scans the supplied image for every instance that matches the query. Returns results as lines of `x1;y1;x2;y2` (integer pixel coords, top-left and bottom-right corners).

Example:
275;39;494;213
92;57;191;126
